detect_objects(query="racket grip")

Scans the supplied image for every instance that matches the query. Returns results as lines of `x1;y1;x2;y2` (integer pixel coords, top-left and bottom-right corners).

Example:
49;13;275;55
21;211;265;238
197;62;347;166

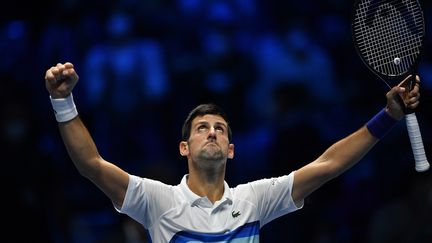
405;113;430;172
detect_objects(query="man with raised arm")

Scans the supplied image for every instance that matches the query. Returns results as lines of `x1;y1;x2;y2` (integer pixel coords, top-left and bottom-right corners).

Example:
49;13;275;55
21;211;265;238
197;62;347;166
45;62;421;242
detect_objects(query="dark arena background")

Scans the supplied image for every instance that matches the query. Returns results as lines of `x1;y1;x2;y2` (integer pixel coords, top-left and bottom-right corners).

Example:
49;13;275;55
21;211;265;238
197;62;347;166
2;0;431;242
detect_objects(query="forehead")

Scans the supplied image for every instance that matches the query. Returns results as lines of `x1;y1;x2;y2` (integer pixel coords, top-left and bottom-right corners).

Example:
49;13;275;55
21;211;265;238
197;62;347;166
191;114;227;126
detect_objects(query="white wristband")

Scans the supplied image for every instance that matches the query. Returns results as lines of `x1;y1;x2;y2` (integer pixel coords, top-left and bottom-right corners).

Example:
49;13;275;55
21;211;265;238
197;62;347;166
50;93;78;122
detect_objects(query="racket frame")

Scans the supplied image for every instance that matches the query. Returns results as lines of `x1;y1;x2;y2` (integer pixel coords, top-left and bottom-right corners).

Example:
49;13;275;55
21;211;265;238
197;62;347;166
351;0;429;172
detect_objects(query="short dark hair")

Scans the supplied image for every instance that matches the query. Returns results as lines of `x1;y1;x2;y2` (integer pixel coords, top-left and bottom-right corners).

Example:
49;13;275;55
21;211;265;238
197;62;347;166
181;103;232;142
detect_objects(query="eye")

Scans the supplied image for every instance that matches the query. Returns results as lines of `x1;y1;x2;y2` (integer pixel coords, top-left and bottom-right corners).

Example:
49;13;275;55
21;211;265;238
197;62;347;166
197;124;208;132
215;126;225;133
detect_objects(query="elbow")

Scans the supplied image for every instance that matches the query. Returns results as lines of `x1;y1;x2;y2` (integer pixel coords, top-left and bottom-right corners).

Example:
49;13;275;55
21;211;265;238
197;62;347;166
74;156;103;179
324;159;352;181
316;158;346;182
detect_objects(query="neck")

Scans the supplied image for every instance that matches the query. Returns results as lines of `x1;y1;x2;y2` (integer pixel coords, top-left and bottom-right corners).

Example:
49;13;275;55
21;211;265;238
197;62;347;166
187;162;226;203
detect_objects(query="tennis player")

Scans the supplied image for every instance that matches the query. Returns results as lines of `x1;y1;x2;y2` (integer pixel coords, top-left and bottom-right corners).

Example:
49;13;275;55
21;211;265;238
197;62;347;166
45;62;421;242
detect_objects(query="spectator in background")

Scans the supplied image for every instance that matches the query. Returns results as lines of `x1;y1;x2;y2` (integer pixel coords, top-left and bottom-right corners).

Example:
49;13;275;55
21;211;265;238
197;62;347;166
83;11;168;113
247;27;337;121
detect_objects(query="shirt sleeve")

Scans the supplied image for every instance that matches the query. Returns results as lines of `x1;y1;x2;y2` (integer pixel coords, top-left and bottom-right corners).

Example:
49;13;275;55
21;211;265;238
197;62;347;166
247;171;303;227
114;174;175;229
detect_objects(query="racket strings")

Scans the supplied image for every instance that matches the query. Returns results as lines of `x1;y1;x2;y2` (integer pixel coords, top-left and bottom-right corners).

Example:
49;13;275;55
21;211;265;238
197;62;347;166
360;0;420;26
379;5;418;74
355;1;422;72
353;0;424;76
357;2;420;68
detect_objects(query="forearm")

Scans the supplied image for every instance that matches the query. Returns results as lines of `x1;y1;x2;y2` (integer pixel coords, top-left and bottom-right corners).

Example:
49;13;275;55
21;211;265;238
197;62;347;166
58;116;102;178
293;109;400;205
318;108;399;178
292;126;379;205
317;126;378;179
292;80;418;205
46;63;129;206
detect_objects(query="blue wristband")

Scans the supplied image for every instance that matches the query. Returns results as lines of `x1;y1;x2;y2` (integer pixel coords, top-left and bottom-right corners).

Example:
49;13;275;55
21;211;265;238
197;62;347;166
366;109;398;139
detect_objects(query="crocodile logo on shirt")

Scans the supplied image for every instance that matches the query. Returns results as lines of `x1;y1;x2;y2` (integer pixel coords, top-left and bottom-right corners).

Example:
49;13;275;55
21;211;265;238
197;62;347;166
232;210;241;218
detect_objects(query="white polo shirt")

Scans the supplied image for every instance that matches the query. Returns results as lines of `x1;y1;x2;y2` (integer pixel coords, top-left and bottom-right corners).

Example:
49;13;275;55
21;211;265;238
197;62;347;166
116;172;302;242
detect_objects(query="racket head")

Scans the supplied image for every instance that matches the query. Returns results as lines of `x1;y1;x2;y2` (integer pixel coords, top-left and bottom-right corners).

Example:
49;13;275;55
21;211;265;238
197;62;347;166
351;0;426;88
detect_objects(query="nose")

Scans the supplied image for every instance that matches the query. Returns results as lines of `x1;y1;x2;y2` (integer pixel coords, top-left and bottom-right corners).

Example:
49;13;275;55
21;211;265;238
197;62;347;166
208;127;216;139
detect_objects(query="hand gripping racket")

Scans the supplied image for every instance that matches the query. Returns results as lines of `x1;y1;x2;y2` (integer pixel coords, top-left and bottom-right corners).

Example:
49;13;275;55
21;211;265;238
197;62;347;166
352;0;429;172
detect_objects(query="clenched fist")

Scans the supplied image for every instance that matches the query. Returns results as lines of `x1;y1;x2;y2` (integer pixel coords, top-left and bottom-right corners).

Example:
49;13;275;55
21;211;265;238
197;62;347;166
45;62;79;99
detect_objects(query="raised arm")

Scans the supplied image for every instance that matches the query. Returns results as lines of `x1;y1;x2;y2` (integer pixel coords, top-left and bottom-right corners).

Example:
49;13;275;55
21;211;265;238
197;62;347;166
45;62;129;208
291;75;421;206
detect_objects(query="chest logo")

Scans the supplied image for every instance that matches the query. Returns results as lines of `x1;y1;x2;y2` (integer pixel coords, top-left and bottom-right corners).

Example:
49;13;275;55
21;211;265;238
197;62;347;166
232;210;241;218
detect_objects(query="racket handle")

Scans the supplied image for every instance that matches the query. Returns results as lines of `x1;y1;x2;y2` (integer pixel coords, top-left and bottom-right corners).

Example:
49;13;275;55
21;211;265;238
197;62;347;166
405;113;430;172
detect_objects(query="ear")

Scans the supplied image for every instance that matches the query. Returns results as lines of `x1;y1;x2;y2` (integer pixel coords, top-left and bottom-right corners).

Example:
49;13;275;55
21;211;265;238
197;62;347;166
227;143;235;159
179;141;189;157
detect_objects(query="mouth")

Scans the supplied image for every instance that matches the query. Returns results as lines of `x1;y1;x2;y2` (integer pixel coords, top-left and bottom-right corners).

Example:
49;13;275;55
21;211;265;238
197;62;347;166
204;141;219;147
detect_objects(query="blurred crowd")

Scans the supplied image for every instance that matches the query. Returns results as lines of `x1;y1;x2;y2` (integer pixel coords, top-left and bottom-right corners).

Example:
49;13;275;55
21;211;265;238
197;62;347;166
2;0;432;242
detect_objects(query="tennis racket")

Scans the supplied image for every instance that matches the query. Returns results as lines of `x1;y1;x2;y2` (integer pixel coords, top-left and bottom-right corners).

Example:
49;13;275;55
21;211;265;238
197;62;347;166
352;0;430;172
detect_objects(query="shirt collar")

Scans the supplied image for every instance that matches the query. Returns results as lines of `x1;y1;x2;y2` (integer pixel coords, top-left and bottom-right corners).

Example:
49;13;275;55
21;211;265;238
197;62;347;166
179;174;233;207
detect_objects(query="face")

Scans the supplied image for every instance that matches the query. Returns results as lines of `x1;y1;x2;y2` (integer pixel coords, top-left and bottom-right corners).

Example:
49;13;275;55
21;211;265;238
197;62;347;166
179;114;234;165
